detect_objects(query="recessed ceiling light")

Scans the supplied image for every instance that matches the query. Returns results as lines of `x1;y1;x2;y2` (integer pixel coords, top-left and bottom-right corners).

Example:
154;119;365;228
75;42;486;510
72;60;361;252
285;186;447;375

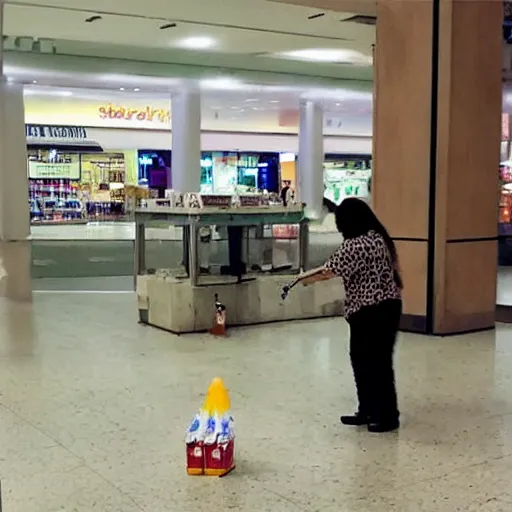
336;102;341;106
32;80;37;84
273;48;371;64
245;98;258;103
119;87;125;91
177;36;216;50
230;106;240;110
270;100;280;103
133;88;140;92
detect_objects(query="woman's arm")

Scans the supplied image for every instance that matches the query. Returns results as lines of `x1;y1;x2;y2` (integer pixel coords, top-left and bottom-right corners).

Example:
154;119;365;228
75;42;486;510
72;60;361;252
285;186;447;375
300;268;335;285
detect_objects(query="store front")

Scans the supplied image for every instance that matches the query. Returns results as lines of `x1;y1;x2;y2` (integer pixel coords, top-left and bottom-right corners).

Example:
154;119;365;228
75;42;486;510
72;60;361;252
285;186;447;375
323;154;372;206
136;150;280;197
23;93;373;228
276;152;372;206
26;124;138;224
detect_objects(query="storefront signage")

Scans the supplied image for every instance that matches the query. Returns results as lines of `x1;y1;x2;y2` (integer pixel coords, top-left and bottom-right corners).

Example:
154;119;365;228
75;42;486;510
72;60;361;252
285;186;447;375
26;125;87;140
28;160;80;180
201;195;232;207
98;104;170;124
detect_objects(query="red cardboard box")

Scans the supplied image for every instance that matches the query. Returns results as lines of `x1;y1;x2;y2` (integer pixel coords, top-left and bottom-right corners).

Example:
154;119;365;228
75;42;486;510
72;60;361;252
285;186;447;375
186;441;204;476
204;439;235;476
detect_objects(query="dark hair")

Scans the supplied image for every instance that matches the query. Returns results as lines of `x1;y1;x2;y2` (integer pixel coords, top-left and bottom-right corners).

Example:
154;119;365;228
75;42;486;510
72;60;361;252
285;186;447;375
334;198;403;289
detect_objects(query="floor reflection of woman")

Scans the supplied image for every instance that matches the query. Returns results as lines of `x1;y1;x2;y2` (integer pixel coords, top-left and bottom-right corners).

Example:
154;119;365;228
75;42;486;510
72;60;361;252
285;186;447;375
300;198;403;433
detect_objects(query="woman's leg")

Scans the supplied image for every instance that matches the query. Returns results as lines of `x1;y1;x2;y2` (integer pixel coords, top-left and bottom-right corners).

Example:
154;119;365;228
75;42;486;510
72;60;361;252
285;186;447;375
342;309;372;425
367;300;402;432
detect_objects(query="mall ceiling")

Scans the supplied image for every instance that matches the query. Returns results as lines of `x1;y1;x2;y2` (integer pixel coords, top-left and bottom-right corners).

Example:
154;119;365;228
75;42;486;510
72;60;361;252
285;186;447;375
2;0;374;87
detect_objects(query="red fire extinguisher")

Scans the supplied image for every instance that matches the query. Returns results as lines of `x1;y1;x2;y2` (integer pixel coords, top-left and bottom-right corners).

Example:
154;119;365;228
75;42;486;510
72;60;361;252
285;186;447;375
209;293;227;336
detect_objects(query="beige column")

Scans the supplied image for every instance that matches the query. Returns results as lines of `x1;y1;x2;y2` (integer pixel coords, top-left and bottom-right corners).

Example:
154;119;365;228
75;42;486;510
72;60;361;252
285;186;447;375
0;81;32;302
373;0;502;334
0;2;32;302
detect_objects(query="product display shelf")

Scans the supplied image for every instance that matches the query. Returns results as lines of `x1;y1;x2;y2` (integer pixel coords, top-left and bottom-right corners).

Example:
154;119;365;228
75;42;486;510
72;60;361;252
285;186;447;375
135;205;344;334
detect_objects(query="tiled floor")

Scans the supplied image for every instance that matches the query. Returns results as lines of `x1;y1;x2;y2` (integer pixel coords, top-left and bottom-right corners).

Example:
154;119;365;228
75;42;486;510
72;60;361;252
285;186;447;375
2;293;512;511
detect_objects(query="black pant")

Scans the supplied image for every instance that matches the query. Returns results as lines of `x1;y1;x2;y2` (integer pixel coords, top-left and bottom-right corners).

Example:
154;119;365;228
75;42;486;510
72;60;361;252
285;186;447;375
348;299;402;422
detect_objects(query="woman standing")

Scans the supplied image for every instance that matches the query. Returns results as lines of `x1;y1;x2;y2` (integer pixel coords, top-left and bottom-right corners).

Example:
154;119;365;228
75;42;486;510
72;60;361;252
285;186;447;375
301;198;402;433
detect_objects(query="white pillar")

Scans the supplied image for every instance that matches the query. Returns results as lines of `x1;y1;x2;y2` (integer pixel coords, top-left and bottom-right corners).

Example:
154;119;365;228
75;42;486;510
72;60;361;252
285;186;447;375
171;89;201;193
0;1;32;301
0;82;31;301
298;100;324;219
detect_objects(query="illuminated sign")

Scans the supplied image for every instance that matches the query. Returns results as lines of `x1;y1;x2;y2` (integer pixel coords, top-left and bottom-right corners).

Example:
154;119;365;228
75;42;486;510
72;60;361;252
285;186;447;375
28;160;80;179
26;124;87;139
99;104;170;124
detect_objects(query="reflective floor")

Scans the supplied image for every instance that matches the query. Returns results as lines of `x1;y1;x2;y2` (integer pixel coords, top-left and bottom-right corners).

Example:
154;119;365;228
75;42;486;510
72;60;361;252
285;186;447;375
2;293;512;511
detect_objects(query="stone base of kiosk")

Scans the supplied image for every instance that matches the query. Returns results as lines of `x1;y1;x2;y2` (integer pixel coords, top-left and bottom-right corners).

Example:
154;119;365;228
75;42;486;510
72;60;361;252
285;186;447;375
137;274;344;334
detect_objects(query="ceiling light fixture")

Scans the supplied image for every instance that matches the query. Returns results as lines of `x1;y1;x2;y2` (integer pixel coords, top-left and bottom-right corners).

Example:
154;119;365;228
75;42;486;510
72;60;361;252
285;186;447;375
119;87;125;91
200;77;244;91
133;88;140;92
177;36;216;50
245;98;258;103
32;80;37;84
269;100;279;103
273;48;371;65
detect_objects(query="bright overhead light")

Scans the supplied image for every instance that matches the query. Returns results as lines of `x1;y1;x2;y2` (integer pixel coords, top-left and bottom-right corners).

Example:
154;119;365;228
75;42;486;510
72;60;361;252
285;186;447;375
133;88;140;92
269;100;279;103
32;80;37;84
245;98;258;103
119;87;125;91
200;77;244;91
274;48;371;65
177;36;216;50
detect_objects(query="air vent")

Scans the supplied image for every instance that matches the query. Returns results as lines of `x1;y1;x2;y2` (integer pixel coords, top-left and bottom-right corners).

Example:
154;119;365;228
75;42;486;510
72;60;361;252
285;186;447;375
85;15;102;23
342;15;376;26
308;12;325;20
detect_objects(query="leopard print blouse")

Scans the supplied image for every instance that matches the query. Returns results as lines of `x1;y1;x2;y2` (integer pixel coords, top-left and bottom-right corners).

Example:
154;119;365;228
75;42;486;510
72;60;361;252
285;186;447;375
325;230;402;319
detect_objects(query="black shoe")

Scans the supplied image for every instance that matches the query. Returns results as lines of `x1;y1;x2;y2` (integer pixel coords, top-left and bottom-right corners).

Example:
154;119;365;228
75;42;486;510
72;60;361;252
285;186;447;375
367;420;400;433
340;413;369;426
